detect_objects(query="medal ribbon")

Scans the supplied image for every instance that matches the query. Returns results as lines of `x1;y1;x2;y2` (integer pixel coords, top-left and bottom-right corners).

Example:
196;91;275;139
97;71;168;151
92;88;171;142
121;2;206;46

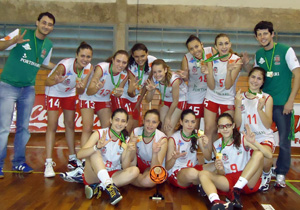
110;128;125;143
110;64;122;88
76;64;84;79
220;137;232;153
34;31;45;63
159;82;167;102
142;130;155;138
181;130;197;139
248;88;262;96
204;53;230;63
137;65;145;85
264;43;276;72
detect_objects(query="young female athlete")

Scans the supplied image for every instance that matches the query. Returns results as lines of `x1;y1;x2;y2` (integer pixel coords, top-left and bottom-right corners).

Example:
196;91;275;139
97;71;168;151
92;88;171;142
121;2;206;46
128;109;167;187
145;59;187;137
81;50;129;146
121;43;157;133
166;109;214;189
234;67;275;191
179;35;215;130
44;42;93;178
199;113;272;209
203;33;243;161
77;108;139;205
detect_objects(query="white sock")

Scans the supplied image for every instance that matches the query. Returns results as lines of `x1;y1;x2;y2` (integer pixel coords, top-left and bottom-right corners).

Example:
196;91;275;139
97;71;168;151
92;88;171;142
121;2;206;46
263;170;271;176
234;176;248;189
97;169;113;189
46;158;53;163
208;193;220;203
69;154;76;160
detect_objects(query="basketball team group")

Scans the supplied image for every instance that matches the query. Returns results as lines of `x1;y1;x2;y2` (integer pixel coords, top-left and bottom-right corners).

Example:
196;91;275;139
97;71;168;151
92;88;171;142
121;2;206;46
0;12;299;210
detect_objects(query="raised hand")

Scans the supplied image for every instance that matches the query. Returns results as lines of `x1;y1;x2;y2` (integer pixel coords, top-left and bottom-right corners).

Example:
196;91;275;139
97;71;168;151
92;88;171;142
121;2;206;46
227;59;243;72
76;80;84;89
163;116;172;133
96;130;112;149
242;124;256;144
54;71;67;84
235;89;243;107
201;62;209;75
113;87;124;97
13;30;30;44
176;70;188;79
214;159;224;171
127;133;138;152
152;137;167;154
257;95;266;110
145;79;158;91
199;134;209;148
171;143;187;160
241;52;252;65
129;78;142;90
94;79;106;90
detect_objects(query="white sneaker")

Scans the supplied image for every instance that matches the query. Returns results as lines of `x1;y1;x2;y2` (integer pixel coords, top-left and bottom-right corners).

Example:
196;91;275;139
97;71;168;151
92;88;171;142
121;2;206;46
274;174;286;188
259;172;271;192
67;158;82;170
59;166;84;183
44;161;56;178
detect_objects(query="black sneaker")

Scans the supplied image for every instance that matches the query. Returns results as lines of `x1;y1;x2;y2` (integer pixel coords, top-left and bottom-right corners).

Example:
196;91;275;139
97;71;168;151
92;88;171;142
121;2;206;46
231;188;243;209
104;184;123;205
85;184;102;199
211;200;233;210
197;184;207;197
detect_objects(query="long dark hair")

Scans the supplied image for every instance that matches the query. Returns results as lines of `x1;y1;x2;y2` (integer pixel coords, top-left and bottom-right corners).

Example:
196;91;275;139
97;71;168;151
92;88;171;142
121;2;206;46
76;41;93;55
177;109;198;153
128;43;150;73
217;113;241;148
111;108;129;139
185;34;201;48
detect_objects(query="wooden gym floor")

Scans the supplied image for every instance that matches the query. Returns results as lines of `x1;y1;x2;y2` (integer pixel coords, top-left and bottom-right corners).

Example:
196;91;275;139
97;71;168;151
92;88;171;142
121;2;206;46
0;133;299;210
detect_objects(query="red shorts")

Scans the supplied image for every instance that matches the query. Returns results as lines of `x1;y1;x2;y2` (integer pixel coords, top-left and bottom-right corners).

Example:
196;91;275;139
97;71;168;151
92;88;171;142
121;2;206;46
162;101;187;110
79;100;95;109
137;156;150;174
203;98;235;114
45;95;76;111
82;170;119;185
187;103;204;118
218;171;261;197
250;140;275;156
168;165;203;189
110;95;124;112
122;98;140;120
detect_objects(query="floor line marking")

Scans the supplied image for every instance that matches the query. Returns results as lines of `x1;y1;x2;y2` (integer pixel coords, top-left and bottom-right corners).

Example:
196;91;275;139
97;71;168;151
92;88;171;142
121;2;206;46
286;181;300;196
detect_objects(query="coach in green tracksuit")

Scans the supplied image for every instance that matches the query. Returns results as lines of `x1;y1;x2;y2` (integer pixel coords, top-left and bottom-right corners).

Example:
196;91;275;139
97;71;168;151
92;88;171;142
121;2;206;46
0;12;56;178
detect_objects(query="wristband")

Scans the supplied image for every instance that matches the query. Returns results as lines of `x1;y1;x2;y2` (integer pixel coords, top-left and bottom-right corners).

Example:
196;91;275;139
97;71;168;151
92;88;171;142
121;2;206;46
94;145;101;151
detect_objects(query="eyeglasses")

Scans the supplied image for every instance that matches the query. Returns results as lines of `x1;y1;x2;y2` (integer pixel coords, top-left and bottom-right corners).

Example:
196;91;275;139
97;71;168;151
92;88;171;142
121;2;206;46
217;123;233;129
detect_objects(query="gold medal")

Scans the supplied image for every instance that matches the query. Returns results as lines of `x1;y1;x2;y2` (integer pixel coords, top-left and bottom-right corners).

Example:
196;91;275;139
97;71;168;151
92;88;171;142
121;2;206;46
111;88;116;95
197;129;204;137
196;62;201;67
137;84;142;91
216;153;223;160
76;77;82;83
121;142;127;150
266;71;273;78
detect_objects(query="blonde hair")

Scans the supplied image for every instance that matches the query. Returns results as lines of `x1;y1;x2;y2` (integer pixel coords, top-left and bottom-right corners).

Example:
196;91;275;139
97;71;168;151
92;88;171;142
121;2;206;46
152;59;172;86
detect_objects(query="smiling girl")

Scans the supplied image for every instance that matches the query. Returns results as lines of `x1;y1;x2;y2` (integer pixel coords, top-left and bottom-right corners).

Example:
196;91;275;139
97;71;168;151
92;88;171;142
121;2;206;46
203;34;242;161
44;42;93;177
234;67;274;191
145;59;187;137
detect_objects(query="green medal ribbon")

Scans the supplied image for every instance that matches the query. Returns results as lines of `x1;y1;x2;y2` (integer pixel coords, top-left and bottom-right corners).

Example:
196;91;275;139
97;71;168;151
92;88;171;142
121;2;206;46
181;130;197;139
248;88;262;96
204;53;230;63
137;65;145;86
220;136;232;152
264;43;277;72
193;51;206;67
142;130;155;138
76;65;84;79
159;82;167;103
110;64;122;88
34;31;45;63
110;128;125;143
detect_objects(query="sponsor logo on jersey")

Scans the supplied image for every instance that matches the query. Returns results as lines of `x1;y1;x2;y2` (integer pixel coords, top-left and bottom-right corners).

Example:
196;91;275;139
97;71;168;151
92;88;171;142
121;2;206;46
189;57;196;64
41;49;46;58
22;53;27;59
274;55;280;65
101;147;107;155
258;57;265;65
192;66;197;74
65;79;71;85
177;140;184;147
213;67;218;74
66;71;72;76
22;43;31;50
223;153;229;161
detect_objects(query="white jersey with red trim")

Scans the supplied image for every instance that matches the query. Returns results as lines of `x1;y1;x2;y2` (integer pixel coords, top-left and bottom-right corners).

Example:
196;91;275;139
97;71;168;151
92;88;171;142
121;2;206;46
45;58;92;97
239;92;275;144
205;54;241;105
97;127;125;171
88;62;128;102
133;126;167;168
185;47;214;104
78;69;94;101
153;72;187;102
168;130;199;176
213;135;250;174
121;55;156;102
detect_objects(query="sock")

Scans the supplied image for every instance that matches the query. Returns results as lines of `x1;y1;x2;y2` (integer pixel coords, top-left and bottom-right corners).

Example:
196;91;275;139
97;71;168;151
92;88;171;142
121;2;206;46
263;170;271;176
46;158;53;163
234;176;248;189
208;193;220;203
97;169;113;189
69;154;76;160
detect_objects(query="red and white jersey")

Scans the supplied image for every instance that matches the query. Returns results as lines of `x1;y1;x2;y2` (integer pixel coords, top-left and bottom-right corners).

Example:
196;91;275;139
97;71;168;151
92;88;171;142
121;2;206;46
185;47;214;104
132;127;167;168
88;62;128;102
121;55;156;102
45;58;92;97
213;135;250;174
205;54;241;105
168;130;199;176
97;127;125;171
78;69;94;101
239;92;275;144
153;73;187;102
